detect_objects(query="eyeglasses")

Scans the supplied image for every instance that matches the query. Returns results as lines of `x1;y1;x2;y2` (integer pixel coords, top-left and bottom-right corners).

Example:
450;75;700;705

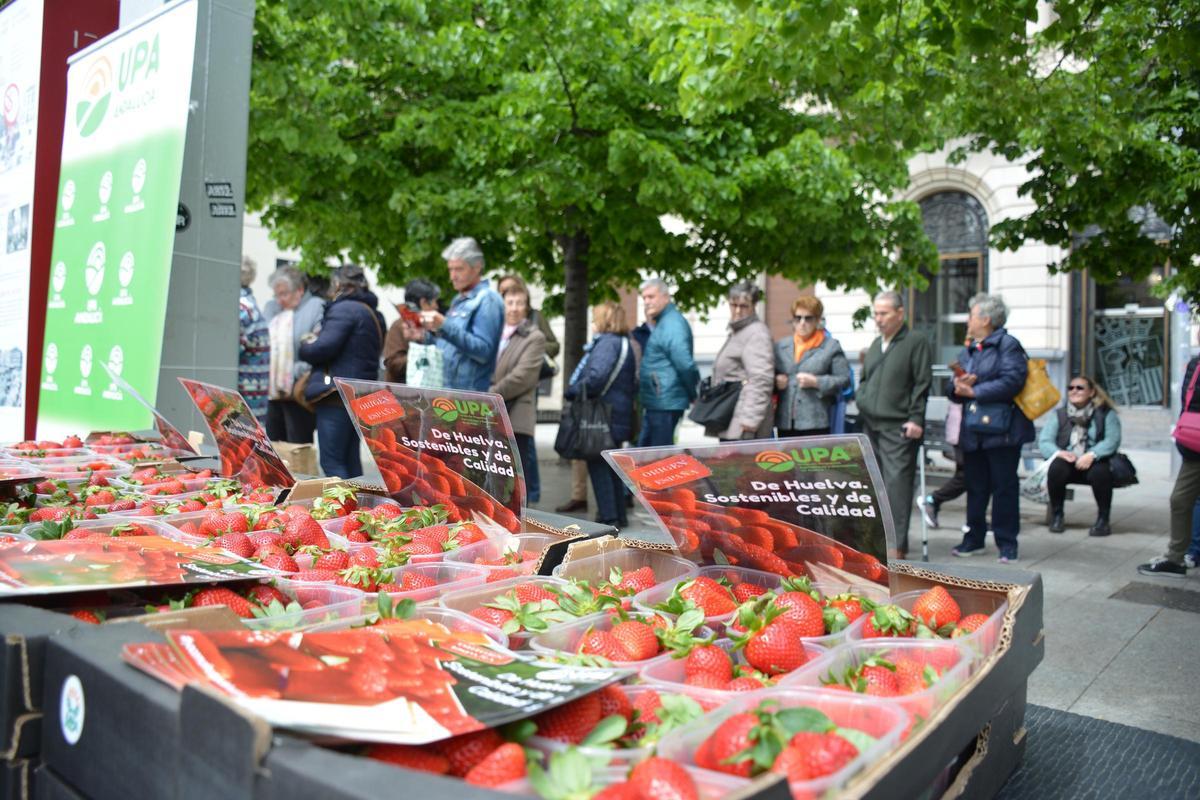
1068;384;1089;391
793;315;817;322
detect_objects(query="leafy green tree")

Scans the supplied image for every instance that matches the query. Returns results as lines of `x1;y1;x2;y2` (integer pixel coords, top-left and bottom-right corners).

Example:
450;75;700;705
246;0;937;371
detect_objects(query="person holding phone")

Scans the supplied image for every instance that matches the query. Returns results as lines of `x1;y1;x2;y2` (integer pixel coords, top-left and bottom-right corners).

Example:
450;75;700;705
383;278;441;384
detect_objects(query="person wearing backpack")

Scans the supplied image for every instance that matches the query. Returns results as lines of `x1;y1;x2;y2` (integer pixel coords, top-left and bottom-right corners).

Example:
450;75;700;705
1037;376;1122;536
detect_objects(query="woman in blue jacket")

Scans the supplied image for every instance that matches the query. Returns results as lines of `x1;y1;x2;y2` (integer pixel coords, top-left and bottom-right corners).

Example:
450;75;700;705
564;302;637;529
949;294;1035;563
298;265;385;478
1038;376;1122;536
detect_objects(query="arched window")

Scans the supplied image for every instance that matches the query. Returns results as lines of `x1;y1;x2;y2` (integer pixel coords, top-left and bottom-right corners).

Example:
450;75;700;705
912;192;989;364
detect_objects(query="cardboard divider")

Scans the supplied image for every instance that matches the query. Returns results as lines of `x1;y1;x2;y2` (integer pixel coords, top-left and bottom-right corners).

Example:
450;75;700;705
0;607;83;763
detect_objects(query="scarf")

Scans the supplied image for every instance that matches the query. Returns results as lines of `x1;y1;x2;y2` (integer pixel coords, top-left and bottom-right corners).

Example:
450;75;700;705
268;309;295;398
793;328;826;363
1066;402;1095;456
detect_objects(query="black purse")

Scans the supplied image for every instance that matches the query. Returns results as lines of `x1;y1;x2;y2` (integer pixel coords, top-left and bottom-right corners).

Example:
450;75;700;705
554;338;629;460
965;401;1013;434
688;377;743;429
1108;452;1139;488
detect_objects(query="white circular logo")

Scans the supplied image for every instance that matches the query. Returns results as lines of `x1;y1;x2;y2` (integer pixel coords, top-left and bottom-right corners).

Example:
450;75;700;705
98;171;113;205
107;345;124;377
119;252;135;288
79;345;93;379
62;180;76;212
45;343;58;375
52;262;67;293
131;159;147;194
85;242;106;296
60;675;85;746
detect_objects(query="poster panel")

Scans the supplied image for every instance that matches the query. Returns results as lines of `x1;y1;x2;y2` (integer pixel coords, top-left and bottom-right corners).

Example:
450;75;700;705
0;0;45;438
334;378;523;532
38;0;198;437
178;378;294;488
93;361;197;452
603;435;895;586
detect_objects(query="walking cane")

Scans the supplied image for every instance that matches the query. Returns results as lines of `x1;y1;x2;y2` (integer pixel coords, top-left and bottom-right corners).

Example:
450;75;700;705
918;442;929;562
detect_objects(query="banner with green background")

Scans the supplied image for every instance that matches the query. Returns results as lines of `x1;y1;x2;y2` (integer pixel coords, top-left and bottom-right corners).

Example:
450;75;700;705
37;0;197;439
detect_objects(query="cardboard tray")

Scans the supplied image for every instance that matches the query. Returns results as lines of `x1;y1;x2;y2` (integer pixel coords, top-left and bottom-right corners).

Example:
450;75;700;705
0;607;84;762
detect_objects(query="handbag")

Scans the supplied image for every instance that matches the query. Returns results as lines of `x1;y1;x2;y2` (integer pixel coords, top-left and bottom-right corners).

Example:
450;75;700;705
964;401;1013;435
1019;460;1051;505
944;402;962;447
554;338;629;460
687;377;743;430
539;353;559;381
1174;361;1200;452
294;300;384;412
1014;358;1060;421
1108;452;1139;488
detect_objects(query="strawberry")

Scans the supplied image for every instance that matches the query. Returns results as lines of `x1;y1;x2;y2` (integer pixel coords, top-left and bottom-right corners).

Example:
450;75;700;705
952;613;990;637
611;565;657;594
84;490;116;507
610;618;660;661
365;744;449;774
70;609;102;624
678;576;737;616
835;657;901;697
191;587;255;618
216;532;255;559
860;604;917;638
732;582;767;603
290;568;338;583
773;731;858;781
515;583;558;604
593;783;640;800
772;591;825;638
469;607;515;628
399;571;437;591
698;713;758;776
246;585;290;608
201;511;249;536
532;693;602;744
823;593;874;633
262;553;299;573
349;548;380;569
283;515;329;549
464;742;526;787
911;586;962;630
894;657;936;694
578;628;628;661
632;689;663;725
740;616;808;676
433;729;505;777
629;757;699;800
726;676;766;692
313;550;351;571
683;644;733;684
596;685;633;722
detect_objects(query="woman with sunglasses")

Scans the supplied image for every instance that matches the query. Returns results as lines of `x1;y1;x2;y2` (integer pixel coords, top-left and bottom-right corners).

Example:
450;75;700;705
774;295;851;437
1038;376;1122;536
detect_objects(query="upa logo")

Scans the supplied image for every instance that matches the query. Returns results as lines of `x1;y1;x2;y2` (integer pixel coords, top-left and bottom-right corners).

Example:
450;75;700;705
755;446;852;473
432;396;495;425
118;33;161;90
74;57;113;138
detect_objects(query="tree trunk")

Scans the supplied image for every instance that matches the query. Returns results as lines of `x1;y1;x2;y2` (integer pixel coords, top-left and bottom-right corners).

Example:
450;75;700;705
557;230;591;380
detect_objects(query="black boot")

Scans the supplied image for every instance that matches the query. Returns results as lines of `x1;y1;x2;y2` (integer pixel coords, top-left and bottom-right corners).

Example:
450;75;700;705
1089;512;1111;537
1048;508;1065;533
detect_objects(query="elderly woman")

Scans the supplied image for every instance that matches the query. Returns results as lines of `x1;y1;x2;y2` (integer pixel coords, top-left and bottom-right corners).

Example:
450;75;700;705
950;293;1035;563
263;266;326;443
701;282;775;441
565;302;638;529
489;284;547;502
774;295;851;437
237;257;270;421
1038;376;1122;537
298;265;385;478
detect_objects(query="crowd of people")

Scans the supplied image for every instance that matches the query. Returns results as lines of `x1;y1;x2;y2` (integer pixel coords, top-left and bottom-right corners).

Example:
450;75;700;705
235;237;1199;573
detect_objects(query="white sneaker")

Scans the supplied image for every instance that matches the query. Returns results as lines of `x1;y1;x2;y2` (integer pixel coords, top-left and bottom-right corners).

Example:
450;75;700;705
1186;554;1199;570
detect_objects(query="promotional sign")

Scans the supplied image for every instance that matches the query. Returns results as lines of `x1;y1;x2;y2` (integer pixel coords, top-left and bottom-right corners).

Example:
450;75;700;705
604;435;894;586
0;0;44;439
179;378;294;488
0;533;275;596
93;361;197;453
124;618;630;743
335;379;524;532
38;0;198;438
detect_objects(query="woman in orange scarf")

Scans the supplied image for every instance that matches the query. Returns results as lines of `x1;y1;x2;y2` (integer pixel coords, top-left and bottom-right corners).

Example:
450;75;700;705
774;296;851;437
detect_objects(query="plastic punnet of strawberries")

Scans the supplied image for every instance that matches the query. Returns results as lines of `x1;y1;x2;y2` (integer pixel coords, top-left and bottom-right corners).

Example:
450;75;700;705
859;586;990;640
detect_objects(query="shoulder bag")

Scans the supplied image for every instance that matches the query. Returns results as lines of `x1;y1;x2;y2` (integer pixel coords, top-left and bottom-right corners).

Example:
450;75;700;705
1174;362;1200;452
1014;358;1060;421
687;376;743;429
294;302;383;412
554;337;629;460
1092;406;1138;488
964;401;1013;435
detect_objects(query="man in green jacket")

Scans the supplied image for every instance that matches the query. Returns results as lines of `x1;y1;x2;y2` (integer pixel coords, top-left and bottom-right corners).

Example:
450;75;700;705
636;278;700;446
856;291;932;560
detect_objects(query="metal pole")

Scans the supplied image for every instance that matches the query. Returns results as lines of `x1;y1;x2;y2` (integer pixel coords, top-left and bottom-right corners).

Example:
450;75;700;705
918;443;929;562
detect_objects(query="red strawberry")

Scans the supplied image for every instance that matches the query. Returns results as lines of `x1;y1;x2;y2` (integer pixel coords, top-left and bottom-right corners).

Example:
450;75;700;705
247;585;290;608
532;694;602;744
613;565;657;594
283;515;329;549
725;676;766;692
683;644;733;683
894;657;934;694
70;609;102;624
191;587;255;618
699;713;758;777
952;613;990;637
610;618;660;661
216;532;254;558
593;783;640;800
463;742;526;787
784;731;859;779
856;659;901;697
349;548;380;569
399;571;437;591
678;577;737;616
860;604;917;639
314;551;351;571
515;583;557;604
262;553;299;573
290;568;337;583
365;744;449;774
578;628;627;661
469;607;515;628
772;591;825;638
596;685;633;722
632;689;663;725
433;729;505;777
629;757;699;800
732;582;767;603
249;531;282;549
737;612;809;676
911;586;962;629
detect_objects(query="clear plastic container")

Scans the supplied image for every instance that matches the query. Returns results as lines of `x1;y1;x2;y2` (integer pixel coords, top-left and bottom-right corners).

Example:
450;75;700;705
867;587;1009;669
497;765;747;800
111;472;214;495
438;575;571;649
87;441;196;461
21;516;182;541
528;612;715;667
367;562;491;604
443;533;564;576
551;548;699;588
810;578;892;605
241;578;366;631
1;446;93;460
302;604;508;648
156;507;263;546
631;565;787;629
780;639;972;738
654;688;908;798
638;638;836;699
23;456;131;482
0;463;43;481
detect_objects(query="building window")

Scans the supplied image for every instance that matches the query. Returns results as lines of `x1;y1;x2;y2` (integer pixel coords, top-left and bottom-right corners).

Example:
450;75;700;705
911;192;989;365
1090;264;1170;406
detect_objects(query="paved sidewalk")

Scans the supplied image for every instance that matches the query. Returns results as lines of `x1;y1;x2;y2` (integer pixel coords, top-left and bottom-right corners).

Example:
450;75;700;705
527;421;1200;743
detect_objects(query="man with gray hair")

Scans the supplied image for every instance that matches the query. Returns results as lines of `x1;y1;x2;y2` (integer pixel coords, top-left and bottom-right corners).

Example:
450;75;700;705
404;236;504;392
636;277;700;446
856;290;932;560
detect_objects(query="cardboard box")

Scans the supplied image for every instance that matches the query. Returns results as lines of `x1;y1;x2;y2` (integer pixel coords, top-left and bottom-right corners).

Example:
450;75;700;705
2;757;32;800
0;607;82;762
269;443;318;478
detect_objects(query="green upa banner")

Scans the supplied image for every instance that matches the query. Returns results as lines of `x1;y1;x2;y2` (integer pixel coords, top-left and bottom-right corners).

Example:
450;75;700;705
37;0;198;439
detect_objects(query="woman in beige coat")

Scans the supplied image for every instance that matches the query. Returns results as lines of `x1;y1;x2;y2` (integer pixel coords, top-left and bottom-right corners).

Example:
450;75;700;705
489;285;546;494
705;282;776;441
